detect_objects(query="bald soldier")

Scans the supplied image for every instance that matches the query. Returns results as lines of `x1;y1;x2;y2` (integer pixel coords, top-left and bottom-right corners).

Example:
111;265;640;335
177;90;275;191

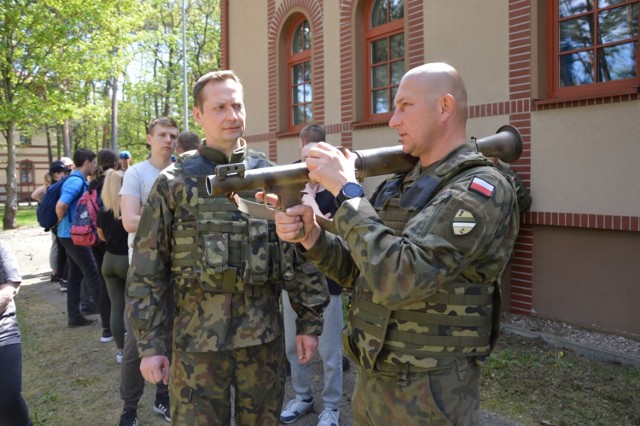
272;63;519;425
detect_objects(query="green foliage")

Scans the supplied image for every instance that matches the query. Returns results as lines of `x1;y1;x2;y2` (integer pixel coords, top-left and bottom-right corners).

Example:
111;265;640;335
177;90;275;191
116;0;221;149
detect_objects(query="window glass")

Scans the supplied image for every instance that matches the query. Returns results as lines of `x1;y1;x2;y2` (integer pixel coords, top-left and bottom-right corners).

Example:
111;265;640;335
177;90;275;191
291;20;310;54
372;64;389;89
372;89;390;114
559;50;595;86
559;16;593;51
372;38;389;64
288;17;312;128
598;42;637;81
390;33;404;59
598;4;638;44
366;0;404;118
371;0;387;27
554;0;639;91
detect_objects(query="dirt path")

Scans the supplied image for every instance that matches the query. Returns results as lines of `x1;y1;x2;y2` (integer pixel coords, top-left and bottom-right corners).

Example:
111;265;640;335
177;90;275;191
2;226;519;426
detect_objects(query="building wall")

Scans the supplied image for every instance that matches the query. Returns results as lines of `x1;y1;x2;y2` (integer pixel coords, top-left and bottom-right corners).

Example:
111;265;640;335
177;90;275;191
224;0;640;337
0;131;55;203
533;227;640;337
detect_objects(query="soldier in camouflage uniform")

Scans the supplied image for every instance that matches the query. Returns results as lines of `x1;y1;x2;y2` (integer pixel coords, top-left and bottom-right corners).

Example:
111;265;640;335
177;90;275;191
127;70;328;425
273;63;520;425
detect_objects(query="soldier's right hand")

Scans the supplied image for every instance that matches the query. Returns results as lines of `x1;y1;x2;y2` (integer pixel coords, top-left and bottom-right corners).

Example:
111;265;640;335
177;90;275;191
275;205;321;249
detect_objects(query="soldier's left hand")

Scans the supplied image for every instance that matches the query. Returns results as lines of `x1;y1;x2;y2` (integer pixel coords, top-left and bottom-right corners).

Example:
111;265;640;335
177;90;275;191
296;334;319;364
305;143;357;196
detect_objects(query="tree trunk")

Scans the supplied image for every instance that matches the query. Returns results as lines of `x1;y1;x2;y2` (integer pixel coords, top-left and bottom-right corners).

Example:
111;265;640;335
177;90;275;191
45;124;53;164
63;119;71;157
3;122;18;230
111;75;118;150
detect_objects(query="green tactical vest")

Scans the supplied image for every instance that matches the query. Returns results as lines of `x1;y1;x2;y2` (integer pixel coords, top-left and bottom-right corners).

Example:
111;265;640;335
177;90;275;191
345;153;500;372
169;150;294;295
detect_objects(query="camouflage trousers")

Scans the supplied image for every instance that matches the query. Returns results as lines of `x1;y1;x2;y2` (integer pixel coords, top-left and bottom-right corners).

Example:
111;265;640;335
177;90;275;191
169;336;285;425
351;358;480;425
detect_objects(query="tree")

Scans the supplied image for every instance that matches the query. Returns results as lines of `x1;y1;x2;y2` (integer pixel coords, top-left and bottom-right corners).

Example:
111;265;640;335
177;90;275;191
0;0;142;229
116;0;221;155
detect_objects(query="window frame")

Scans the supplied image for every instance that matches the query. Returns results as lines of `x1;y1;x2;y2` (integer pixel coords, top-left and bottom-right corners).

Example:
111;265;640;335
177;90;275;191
286;15;313;133
364;0;405;123
546;0;640;100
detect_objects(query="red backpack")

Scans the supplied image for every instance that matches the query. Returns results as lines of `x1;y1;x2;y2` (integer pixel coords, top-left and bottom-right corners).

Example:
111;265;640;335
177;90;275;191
70;188;100;247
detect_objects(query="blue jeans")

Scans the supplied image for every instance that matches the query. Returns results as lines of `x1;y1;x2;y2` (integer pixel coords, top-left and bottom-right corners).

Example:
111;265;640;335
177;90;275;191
60;238;100;320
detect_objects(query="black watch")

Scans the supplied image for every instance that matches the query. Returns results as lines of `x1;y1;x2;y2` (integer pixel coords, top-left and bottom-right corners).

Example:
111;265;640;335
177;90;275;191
335;182;364;207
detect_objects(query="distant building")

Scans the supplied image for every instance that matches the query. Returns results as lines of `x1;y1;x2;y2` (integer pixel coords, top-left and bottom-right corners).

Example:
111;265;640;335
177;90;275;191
0;129;56;204
221;0;640;337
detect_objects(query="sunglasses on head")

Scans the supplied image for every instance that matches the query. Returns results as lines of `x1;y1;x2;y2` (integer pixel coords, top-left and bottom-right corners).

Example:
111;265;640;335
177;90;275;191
119;153;130;159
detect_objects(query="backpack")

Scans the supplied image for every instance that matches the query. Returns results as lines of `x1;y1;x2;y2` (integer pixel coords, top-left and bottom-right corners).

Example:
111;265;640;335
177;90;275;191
70;188;101;247
36;175;82;231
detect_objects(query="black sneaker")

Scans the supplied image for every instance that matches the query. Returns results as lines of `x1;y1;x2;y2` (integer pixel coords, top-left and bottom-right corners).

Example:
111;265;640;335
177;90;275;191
68;316;97;327
59;280;68;292
80;304;98;315
118;408;139;426
100;329;114;343
154;399;170;422
51;273;60;282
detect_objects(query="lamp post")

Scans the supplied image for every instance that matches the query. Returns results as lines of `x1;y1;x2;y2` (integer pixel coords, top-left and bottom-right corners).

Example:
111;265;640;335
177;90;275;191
182;0;189;131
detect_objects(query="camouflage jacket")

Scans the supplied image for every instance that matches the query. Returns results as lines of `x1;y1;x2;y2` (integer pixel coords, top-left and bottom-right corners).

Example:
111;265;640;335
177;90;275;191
301;141;519;369
127;140;328;357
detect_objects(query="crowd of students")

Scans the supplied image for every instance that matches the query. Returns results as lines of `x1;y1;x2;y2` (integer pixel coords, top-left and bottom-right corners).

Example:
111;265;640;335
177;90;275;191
22;126;202;426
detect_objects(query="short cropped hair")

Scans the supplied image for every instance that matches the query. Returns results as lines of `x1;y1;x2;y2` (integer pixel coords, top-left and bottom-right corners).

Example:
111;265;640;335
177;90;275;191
193;70;243;111
147;116;178;136
300;124;326;145
177;131;201;154
72;148;96;168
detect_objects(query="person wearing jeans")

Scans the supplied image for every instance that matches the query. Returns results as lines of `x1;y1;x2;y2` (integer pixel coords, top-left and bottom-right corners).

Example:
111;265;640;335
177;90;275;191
55;148;100;328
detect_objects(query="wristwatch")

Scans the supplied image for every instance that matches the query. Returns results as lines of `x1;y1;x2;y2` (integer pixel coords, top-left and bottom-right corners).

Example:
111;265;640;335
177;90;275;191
335;182;364;207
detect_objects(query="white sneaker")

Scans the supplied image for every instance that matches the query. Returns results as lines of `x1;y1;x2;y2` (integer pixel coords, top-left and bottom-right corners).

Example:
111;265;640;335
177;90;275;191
318;408;339;426
116;349;123;364
280;396;314;423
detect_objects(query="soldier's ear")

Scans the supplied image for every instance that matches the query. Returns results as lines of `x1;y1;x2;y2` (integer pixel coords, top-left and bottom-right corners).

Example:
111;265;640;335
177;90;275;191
193;106;202;125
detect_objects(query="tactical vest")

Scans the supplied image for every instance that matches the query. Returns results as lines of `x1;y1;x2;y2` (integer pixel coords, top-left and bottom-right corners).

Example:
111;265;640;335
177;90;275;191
169;151;294;295
346;154;500;372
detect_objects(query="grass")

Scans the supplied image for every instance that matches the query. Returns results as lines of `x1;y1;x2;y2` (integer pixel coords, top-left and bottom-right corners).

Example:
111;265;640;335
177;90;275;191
12;233;640;426
0;205;38;228
481;333;640;425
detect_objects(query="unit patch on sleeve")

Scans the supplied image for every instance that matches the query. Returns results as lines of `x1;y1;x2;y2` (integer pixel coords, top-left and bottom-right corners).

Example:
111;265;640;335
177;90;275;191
469;176;495;197
452;209;476;235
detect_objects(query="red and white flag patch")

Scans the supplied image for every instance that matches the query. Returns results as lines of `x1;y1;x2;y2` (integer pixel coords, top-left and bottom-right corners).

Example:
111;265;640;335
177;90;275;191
469;176;495;197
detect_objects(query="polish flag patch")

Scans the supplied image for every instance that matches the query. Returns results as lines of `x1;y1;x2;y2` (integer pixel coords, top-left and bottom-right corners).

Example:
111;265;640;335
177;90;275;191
469;176;495;197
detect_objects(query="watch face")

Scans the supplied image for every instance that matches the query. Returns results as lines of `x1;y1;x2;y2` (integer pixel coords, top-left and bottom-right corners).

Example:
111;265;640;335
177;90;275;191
343;182;364;198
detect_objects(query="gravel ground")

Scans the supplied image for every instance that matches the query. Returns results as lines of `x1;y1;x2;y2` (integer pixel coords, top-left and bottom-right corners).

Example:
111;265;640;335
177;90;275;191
502;311;640;358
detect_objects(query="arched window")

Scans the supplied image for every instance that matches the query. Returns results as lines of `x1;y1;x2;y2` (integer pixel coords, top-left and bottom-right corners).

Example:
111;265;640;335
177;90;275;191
287;16;312;131
365;0;404;121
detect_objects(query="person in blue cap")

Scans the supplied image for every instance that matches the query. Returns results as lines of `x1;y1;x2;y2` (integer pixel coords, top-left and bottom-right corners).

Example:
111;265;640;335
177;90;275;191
118;151;132;172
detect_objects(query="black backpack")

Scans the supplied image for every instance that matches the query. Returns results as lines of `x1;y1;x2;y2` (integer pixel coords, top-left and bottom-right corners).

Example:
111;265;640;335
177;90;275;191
36;175;83;231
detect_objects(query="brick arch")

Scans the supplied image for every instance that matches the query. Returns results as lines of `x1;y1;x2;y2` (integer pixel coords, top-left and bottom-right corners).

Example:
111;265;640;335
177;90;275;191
267;0;324;161
337;0;424;149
